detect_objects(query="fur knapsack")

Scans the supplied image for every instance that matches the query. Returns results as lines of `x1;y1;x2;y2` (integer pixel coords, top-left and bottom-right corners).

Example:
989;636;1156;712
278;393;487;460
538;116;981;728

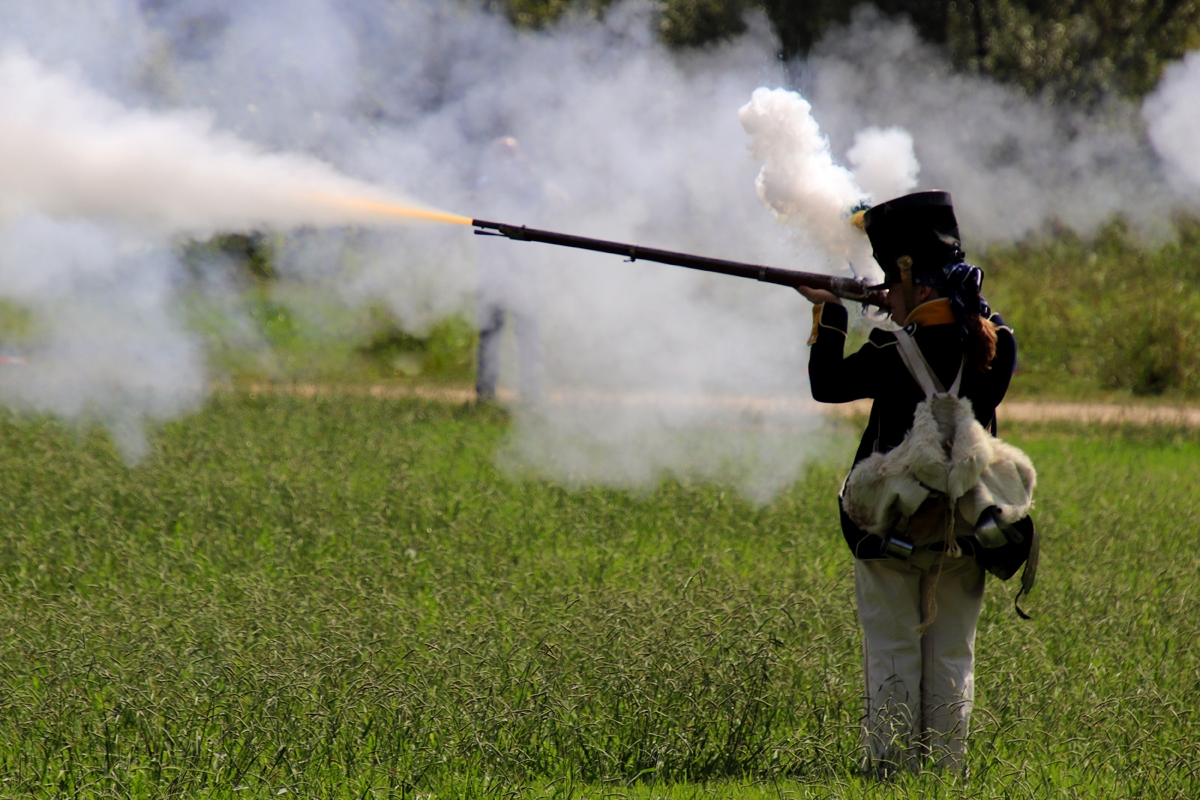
840;329;1039;615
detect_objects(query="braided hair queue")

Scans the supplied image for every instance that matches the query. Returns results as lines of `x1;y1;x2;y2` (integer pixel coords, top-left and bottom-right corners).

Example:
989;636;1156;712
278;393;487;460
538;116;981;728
942;263;997;371
918;262;998;372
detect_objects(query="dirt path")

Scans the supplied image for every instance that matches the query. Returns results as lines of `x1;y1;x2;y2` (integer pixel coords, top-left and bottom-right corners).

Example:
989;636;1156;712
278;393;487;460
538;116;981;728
981;401;1200;427
828;399;1200;426
235;383;1200;428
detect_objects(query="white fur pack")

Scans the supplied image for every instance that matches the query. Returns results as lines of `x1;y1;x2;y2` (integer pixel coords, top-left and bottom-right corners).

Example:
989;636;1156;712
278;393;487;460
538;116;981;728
841;333;1036;537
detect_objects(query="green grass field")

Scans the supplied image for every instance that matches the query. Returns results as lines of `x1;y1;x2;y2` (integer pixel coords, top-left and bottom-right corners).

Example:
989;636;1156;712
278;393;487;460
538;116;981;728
0;396;1197;798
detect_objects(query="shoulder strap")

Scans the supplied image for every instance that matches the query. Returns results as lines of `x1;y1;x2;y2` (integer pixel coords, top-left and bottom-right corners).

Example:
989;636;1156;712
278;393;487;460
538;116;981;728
894;328;963;398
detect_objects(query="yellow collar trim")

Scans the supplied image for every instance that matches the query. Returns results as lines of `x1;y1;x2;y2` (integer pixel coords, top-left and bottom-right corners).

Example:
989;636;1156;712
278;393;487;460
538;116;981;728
904;298;955;327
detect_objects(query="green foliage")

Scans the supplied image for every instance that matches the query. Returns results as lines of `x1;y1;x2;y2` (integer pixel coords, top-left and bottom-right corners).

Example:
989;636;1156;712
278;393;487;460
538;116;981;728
767;0;1200;99
184;283;478;385
0;298;36;345
946;0;1200;101
1104;293;1200;395
357;307;478;382
182;233;277;284
491;0;750;47
763;0;947;59
756;0;843;57
487;0;1200;99
423;315;480;379
488;0;615;30
354;303;431;374
982;217;1200;397
498;0;581;28
177;231;478;384
763;0;1200;100
656;0;749;47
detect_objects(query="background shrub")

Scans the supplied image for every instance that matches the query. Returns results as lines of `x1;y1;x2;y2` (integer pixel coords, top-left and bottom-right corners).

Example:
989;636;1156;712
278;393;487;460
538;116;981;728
981;216;1200;398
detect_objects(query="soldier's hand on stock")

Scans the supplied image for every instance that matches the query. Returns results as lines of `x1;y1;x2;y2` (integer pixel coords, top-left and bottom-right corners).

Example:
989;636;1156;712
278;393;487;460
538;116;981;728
796;286;842;305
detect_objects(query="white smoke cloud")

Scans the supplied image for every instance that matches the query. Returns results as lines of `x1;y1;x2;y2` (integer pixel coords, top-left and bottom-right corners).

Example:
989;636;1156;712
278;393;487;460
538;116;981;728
737;87;876;271
0;214;202;460
0;0;1195;489
0;31;463;461
737;89;922;282
1143;50;1200;197
802;7;1179;245
847;126;920;204
0;49;447;234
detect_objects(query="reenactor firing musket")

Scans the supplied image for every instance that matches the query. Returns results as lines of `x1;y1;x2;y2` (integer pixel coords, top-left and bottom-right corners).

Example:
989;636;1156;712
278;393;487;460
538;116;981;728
471;219;889;309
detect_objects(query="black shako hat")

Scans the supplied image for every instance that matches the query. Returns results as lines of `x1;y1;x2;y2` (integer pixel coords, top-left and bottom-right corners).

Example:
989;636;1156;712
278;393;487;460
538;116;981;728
863;191;963;284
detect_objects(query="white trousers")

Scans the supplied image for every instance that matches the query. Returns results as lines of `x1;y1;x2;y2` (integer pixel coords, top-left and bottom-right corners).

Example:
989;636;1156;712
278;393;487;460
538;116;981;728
855;554;985;774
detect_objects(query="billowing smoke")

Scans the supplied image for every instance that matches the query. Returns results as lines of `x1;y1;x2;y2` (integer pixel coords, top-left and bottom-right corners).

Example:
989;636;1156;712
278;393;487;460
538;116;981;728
737;87;920;278
0;50;456;232
0;216;203;459
802;9;1179;244
1143;51;1200;197
0;0;1196;491
847;127;920;207
0;37;461;462
738;88;874;269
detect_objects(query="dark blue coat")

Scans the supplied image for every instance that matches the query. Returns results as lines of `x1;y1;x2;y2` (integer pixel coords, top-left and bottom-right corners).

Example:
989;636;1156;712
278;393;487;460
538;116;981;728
808;300;1018;559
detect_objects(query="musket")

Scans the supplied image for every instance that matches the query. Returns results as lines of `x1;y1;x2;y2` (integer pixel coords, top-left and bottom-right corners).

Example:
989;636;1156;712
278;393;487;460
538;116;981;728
472;219;888;308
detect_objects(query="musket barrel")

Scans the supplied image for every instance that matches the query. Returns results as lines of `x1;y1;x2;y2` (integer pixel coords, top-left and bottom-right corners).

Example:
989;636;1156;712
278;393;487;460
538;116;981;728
472;219;887;308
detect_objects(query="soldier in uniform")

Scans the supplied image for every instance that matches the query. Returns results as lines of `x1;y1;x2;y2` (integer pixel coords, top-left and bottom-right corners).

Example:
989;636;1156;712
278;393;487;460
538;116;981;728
796;191;1017;776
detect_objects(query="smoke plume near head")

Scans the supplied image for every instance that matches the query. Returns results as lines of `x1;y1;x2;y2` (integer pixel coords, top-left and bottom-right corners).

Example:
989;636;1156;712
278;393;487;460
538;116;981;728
738;87;921;278
738;88;872;270
846;127;920;204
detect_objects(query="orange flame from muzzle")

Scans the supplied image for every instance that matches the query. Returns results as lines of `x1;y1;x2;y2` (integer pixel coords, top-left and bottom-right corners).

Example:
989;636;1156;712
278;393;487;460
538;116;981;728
313;194;472;225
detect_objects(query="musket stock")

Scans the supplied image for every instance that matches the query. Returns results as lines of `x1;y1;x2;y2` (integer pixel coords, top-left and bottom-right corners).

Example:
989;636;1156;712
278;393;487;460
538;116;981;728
472;220;887;308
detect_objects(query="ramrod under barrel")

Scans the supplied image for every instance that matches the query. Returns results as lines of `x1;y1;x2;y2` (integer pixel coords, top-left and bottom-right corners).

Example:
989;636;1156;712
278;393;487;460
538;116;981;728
472;219;888;308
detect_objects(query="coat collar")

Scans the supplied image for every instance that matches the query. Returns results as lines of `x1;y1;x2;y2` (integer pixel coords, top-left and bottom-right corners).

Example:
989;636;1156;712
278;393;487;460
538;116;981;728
903;298;955;328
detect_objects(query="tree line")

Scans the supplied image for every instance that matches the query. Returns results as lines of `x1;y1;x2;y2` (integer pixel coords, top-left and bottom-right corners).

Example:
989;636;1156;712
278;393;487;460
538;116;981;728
492;0;1200;101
